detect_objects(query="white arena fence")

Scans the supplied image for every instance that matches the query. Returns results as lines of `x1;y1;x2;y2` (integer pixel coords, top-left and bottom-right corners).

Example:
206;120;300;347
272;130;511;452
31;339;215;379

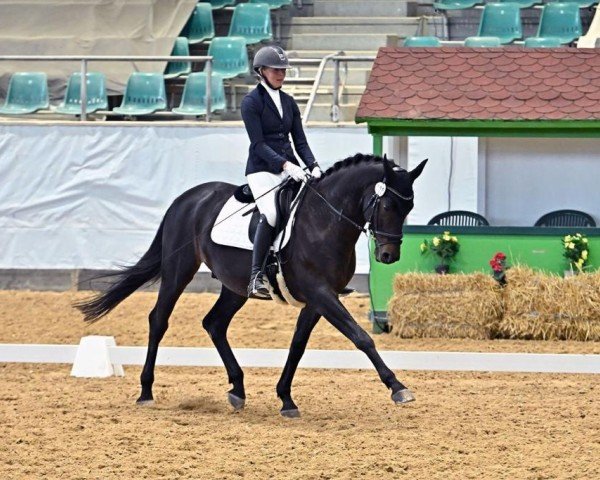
1;336;599;378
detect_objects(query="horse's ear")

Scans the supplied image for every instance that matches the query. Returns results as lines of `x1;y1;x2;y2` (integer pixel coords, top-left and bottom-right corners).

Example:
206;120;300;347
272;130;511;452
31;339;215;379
382;157;394;181
409;158;428;182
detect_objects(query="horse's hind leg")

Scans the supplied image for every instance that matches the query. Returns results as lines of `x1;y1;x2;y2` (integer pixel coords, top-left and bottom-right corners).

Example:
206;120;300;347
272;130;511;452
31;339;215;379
138;260;198;405
202;285;247;410
312;290;415;405
276;306;320;418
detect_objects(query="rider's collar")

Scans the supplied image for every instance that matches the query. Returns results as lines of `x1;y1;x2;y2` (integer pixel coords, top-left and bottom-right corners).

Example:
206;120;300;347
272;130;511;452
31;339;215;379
261;79;282;92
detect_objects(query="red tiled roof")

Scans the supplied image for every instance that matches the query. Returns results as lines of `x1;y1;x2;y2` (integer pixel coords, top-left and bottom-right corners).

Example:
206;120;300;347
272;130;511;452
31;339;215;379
356;47;600;122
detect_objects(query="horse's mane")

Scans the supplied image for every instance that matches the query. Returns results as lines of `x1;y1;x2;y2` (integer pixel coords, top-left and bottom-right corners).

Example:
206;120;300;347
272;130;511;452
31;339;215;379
319;153;385;180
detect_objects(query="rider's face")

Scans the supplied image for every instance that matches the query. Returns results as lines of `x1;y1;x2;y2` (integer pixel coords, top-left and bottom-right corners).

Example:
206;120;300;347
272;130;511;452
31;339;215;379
261;67;286;89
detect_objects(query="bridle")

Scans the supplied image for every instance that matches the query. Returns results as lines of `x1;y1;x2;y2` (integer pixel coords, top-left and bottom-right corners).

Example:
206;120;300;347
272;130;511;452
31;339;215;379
304;174;413;247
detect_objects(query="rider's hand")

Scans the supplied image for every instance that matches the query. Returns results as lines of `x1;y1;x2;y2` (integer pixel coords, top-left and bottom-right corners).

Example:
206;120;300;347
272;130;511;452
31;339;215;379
311;163;322;179
283;162;308;182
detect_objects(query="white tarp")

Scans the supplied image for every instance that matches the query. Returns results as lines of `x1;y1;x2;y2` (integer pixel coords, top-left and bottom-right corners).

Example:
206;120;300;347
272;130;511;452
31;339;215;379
0;0;197;99
0;123;374;272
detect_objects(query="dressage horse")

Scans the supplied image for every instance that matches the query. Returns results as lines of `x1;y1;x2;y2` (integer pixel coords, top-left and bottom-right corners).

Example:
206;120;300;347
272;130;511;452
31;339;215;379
76;153;427;417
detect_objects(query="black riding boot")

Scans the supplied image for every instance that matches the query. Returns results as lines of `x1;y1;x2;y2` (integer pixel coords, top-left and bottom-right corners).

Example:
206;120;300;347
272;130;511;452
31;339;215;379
248;215;275;299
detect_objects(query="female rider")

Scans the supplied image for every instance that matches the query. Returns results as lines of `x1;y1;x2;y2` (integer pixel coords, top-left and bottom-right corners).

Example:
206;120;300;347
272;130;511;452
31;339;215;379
241;45;321;299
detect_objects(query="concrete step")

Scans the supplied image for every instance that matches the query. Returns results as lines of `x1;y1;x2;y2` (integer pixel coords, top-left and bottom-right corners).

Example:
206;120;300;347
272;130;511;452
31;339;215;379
313;0;408;17
289;16;420;35
291;66;372;85
303;103;359;123
289;33;398;50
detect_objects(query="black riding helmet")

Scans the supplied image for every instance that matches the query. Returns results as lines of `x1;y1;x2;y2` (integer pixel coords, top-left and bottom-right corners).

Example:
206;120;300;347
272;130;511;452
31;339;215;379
252;45;291;75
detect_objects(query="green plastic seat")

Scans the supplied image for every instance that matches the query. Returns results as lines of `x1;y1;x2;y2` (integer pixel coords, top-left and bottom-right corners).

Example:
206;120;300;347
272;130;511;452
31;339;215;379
249;0;293;8
206;36;250;79
200;0;236;9
173;72;226;116
0;72;49;115
403;36;441;47
228;3;273;45
547;0;597;8
464;36;502;47
536;3;583;45
55;72;108;115
181;4;214;44
164;37;192;79
524;36;563;47
495;0;542;8
478;3;523;44
433;0;481;10
112;73;167;115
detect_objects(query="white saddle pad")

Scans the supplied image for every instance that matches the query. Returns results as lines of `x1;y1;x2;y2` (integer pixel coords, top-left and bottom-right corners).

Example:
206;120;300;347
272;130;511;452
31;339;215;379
210;185;305;251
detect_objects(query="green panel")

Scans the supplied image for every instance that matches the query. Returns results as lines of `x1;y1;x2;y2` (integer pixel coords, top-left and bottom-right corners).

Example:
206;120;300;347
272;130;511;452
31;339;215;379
369;229;600;314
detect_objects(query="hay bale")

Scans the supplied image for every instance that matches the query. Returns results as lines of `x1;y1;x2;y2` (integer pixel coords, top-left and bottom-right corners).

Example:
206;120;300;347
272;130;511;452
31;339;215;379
499;266;600;341
388;273;502;339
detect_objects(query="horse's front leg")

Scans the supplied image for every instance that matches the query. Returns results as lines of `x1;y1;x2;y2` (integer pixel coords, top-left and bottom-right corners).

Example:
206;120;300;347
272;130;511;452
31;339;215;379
311;290;415;404
276;306;320;418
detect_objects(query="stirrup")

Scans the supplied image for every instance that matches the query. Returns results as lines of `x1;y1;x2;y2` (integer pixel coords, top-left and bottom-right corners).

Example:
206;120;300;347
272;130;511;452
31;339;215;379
248;273;271;299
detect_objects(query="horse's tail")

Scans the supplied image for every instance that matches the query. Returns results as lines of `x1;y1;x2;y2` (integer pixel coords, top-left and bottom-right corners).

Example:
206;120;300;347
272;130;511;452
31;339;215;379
74;218;165;323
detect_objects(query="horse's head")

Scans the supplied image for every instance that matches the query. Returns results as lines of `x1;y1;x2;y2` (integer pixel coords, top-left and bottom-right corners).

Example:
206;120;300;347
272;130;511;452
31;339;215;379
368;157;427;264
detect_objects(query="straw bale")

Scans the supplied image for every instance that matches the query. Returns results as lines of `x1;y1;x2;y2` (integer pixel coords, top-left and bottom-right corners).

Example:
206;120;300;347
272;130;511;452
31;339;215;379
499;267;600;341
388;273;502;339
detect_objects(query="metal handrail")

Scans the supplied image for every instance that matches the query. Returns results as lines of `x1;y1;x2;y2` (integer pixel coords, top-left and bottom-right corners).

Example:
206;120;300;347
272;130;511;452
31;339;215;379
302;51;342;126
0;55;213;122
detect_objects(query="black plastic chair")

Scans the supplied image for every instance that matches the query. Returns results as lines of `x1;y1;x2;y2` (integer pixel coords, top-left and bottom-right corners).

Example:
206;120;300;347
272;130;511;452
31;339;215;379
427;210;490;227
534;210;596;228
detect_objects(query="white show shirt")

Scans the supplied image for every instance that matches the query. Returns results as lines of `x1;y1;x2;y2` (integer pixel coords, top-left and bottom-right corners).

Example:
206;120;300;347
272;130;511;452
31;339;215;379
260;80;283;118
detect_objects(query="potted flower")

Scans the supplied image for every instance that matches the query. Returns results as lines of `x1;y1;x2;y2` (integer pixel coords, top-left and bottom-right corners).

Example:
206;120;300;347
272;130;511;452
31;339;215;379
562;233;589;274
489;252;508;286
420;231;460;274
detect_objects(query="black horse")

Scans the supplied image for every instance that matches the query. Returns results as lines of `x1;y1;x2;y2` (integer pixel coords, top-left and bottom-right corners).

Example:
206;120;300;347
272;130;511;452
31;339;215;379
76;153;427;417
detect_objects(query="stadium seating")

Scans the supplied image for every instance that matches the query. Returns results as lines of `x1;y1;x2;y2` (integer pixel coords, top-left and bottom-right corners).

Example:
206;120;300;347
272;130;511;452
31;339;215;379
536;3;583;44
0;72;49;115
464;36;502;46
478;3;523;44
495;0;542;8
164;37;192;79
201;0;236;8
112;73;167;115
403;36;441;47
173;72;226;116
206;36;250;79
181;3;215;44
249;0;293;8
547;0;598;8
534;210;596;227
433;0;482;10
524;36;563;47
228;3;273;44
55;72;108;115
427;211;490;227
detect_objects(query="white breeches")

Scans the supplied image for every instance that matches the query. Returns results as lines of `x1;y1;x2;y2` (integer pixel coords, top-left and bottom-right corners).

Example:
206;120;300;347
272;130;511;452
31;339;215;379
246;171;288;227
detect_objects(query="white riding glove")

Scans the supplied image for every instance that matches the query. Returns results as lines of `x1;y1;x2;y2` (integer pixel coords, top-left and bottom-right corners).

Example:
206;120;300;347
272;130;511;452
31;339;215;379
311;164;322;179
283;162;308;182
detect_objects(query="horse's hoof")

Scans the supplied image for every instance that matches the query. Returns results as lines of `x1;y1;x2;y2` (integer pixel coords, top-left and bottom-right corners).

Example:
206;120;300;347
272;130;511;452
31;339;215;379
136;399;155;407
228;392;245;411
280;408;301;418
392;388;415;405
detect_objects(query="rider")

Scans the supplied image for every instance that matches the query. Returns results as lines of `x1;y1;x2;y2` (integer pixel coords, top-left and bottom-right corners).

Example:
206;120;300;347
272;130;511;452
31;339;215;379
242;45;322;299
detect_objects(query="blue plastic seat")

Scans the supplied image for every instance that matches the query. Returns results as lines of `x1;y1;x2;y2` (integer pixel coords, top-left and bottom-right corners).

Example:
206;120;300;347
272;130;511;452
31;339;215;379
478;3;523;44
55;72;108;115
464;36;502;47
249;0;293;8
200;0;236;8
403;36;441;47
228;3;273;45
546;0;597;8
173;72;226;116
112;73;167;115
0;72;49;115
433;0;481;10
536;3;583;45
206;36;250;79
495;0;542;8
524;36;563;47
181;3;215;44
164;37;192;79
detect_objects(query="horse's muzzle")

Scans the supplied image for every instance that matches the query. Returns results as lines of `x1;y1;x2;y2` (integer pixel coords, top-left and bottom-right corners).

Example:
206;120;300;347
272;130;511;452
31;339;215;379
376;244;400;264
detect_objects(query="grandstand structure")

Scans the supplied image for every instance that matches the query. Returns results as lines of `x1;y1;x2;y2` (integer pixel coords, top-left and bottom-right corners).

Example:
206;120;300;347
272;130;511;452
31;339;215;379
2;0;600;292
